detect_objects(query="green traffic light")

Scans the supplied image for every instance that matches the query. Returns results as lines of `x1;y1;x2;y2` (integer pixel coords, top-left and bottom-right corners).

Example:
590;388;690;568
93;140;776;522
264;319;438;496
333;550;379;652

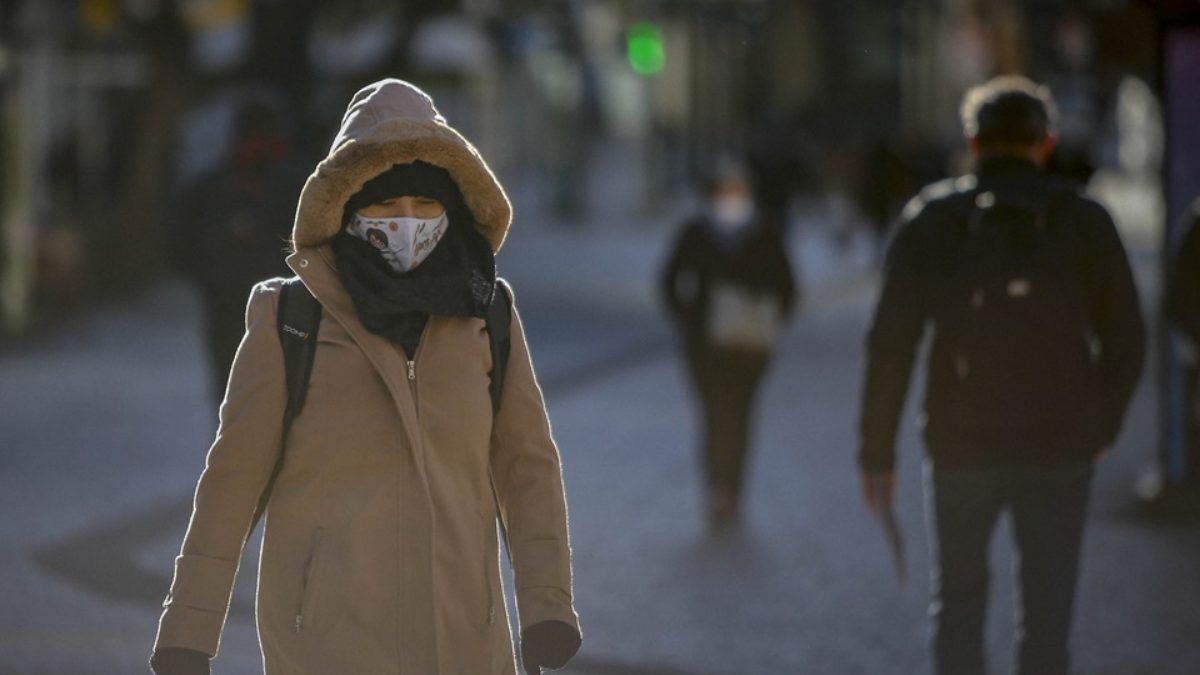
627;21;665;76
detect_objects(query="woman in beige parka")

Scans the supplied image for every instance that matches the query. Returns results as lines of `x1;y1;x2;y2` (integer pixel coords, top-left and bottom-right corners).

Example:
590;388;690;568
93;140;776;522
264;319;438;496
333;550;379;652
149;79;581;675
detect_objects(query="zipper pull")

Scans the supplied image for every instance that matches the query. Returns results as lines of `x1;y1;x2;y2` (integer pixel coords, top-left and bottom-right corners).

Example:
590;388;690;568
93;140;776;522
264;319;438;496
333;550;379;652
406;360;416;381
295;614;303;633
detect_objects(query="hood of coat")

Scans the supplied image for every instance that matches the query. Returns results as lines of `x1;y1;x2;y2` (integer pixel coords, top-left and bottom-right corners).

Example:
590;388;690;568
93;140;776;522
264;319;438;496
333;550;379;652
293;79;512;253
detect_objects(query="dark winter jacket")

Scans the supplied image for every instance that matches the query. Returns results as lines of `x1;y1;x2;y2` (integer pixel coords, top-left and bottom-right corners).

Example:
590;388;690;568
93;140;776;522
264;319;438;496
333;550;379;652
858;156;1145;472
660;218;797;344
173;157;308;301
1166;199;1200;346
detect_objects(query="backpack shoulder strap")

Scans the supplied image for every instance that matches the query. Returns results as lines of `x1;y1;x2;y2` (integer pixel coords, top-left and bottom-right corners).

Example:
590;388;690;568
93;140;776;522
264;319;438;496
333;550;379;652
485;278;515;563
251;276;321;531
485;278;513;415
278;276;322;421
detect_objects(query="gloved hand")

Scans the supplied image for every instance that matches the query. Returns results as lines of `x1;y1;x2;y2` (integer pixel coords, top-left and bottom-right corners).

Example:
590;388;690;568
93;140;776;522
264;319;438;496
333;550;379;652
149;647;211;675
520;620;581;674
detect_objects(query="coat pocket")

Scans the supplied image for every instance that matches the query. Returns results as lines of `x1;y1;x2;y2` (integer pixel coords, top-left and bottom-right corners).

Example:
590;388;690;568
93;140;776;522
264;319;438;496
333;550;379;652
482;512;499;627
294;528;327;633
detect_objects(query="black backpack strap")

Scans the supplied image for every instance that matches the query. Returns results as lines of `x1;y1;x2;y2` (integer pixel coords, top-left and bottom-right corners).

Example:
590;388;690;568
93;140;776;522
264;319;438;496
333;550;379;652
485;279;514;563
278;277;322;420
485;278;513;414
251;277;322;531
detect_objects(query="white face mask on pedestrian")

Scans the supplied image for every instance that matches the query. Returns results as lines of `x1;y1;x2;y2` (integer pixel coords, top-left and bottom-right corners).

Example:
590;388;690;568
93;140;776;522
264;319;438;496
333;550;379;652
711;196;755;232
348;212;449;273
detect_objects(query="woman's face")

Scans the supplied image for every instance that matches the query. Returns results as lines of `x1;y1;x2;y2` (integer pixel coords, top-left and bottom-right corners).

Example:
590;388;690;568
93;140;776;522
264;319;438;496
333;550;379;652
357;195;445;219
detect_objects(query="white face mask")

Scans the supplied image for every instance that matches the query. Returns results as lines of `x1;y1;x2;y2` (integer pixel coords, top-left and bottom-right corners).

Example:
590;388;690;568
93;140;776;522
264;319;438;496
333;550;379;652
348;211;449;273
712;196;755;231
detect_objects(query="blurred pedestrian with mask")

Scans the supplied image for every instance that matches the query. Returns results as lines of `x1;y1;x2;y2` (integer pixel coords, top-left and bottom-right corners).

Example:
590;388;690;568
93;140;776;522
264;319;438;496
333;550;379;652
151;79;581;675
661;161;797;528
858;76;1144;675
172;93;308;404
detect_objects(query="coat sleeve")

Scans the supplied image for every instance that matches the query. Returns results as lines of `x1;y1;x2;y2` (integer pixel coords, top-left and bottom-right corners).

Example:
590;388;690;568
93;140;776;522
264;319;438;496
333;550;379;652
1085;203;1146;447
660;223;699;319
490;291;580;635
154;281;288;656
857;214;931;473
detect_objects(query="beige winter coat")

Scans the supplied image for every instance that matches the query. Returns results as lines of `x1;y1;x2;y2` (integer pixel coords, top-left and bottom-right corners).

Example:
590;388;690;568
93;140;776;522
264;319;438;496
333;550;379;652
154;80;579;674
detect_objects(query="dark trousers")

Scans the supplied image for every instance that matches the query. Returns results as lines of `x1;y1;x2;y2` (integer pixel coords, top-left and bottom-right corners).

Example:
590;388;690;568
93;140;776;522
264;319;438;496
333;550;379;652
684;340;769;498
925;460;1093;675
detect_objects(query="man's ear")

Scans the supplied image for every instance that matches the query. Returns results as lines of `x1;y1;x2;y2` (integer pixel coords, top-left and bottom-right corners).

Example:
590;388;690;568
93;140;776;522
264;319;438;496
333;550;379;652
966;135;982;160
1036;134;1058;165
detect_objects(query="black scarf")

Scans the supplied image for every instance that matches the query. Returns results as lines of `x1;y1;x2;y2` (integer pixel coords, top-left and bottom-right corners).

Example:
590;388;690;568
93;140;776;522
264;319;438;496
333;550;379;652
332;217;496;356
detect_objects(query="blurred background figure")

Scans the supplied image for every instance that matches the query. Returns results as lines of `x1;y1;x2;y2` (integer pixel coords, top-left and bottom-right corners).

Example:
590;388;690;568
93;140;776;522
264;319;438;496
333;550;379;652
660;160;797;528
1041;11;1105;186
170;91;306;403
855;131;943;258
1158;196;1200;519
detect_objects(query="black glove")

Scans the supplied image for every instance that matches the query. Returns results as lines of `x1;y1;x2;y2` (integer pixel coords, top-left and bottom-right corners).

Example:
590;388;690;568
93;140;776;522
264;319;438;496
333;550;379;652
149;647;211;675
520;620;581;674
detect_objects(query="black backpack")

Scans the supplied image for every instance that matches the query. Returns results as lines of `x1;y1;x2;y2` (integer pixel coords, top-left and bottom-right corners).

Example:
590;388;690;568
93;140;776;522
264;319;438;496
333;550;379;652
250;276;513;528
933;187;1094;423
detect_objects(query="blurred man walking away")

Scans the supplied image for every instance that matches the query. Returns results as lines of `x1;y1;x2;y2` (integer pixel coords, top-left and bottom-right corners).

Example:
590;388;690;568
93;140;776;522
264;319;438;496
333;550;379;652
857;76;1145;675
661;161;797;528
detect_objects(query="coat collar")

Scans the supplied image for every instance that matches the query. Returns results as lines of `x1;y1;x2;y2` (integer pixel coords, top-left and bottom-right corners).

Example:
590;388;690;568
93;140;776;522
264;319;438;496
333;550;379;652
976;155;1041;178
286;245;431;484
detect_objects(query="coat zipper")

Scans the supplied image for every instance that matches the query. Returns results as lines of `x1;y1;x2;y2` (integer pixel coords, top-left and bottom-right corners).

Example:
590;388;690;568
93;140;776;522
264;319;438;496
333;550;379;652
404;322;431;405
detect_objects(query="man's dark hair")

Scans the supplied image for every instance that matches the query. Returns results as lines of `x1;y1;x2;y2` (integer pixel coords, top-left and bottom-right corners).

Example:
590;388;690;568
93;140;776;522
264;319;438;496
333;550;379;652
960;75;1058;148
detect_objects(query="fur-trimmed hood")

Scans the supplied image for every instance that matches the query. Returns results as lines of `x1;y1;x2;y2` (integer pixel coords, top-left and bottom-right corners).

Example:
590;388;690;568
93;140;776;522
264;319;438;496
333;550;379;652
292;79;512;252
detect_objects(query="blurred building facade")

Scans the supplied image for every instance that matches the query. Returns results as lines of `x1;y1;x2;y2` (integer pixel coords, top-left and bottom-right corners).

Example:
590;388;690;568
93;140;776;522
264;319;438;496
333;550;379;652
0;0;1177;335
